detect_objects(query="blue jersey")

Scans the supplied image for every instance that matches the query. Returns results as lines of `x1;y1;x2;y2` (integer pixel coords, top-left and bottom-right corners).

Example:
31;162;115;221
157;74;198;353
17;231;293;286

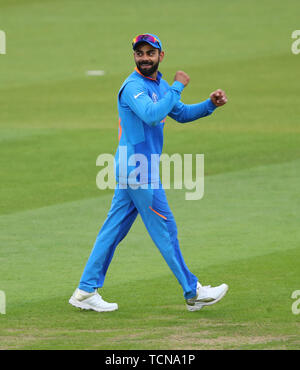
79;69;218;299
115;68;217;185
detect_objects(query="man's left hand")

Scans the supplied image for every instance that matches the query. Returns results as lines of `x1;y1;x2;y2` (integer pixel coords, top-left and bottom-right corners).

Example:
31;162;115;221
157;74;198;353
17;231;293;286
210;89;228;107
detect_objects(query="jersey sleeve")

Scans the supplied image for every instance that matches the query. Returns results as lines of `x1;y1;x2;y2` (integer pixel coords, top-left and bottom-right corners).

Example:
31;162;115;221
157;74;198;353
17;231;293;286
168;98;217;123
120;80;185;126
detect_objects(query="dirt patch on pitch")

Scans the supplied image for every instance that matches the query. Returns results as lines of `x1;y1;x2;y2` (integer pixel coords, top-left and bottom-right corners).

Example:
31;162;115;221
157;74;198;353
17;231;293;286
164;333;290;349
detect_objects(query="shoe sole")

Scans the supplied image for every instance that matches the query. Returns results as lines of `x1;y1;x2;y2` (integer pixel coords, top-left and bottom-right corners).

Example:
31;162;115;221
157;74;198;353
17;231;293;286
186;284;229;312
69;296;118;312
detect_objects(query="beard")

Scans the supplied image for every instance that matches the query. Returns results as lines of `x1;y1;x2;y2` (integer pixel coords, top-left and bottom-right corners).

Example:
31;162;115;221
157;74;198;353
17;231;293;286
136;60;159;77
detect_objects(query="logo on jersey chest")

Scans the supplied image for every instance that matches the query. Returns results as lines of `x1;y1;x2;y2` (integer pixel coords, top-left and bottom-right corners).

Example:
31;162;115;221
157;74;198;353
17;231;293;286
151;92;158;102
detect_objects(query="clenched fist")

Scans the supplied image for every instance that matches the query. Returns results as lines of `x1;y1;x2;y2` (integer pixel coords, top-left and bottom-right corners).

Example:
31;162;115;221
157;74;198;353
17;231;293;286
210;89;228;107
174;71;190;87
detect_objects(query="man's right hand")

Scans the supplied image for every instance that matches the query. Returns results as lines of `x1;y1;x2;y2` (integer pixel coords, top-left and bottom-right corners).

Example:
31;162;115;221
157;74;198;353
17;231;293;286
174;71;190;87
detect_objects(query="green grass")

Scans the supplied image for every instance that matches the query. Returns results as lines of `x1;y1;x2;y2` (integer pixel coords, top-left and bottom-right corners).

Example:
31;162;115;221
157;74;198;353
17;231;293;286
1;0;300;350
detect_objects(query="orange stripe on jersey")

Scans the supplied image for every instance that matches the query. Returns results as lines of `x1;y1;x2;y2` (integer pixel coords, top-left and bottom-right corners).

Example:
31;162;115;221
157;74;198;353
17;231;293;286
134;67;157;81
149;206;167;220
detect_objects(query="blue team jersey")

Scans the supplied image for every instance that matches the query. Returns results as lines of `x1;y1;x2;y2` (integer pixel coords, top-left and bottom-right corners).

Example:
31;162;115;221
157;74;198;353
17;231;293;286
115;68;217;185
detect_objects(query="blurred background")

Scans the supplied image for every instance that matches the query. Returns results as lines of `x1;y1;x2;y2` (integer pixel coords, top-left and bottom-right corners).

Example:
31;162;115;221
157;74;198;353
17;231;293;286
1;0;299;213
0;0;300;349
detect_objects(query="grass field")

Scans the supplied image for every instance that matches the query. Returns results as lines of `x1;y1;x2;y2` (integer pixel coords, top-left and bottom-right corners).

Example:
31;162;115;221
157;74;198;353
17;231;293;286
1;0;300;350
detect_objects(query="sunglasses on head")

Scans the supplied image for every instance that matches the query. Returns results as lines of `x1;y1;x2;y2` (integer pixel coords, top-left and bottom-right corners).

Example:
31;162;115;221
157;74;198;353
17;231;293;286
132;34;160;49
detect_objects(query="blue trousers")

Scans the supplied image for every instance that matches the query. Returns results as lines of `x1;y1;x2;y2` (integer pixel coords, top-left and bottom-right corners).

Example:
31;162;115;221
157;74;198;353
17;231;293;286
79;184;198;299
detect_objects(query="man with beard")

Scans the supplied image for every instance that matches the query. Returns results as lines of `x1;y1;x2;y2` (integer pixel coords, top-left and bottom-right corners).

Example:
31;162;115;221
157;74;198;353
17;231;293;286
69;33;228;312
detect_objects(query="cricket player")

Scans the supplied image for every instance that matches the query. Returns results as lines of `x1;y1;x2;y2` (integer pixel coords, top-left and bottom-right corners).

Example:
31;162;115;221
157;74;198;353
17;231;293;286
69;33;228;312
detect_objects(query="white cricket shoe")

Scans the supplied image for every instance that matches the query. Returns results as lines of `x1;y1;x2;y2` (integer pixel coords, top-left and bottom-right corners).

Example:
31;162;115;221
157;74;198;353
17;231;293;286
186;282;228;312
69;288;118;312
